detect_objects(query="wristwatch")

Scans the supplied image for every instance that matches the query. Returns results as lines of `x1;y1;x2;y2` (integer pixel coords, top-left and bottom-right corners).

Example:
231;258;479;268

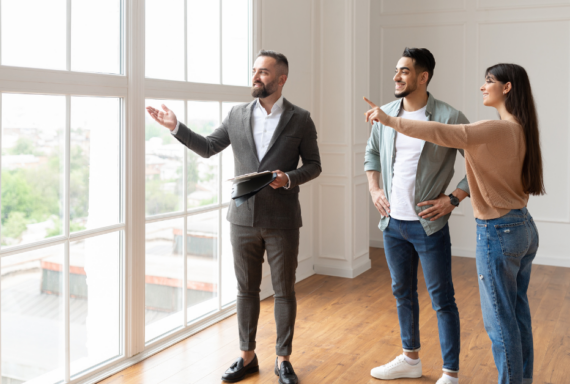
448;193;460;207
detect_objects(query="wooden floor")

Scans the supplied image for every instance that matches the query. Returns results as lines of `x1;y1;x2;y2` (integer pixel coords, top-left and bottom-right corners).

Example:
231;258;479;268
101;248;570;384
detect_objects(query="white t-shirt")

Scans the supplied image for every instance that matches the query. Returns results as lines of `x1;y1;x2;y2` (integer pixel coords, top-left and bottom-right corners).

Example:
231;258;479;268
389;106;428;221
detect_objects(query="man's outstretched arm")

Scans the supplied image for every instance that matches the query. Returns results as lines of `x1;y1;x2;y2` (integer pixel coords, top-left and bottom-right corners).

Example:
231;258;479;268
146;104;231;158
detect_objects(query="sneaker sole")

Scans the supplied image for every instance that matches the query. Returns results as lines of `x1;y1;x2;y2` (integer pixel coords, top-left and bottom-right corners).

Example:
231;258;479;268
371;372;422;380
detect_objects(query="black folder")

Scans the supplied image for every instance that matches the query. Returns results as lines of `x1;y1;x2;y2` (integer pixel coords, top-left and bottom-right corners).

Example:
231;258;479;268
230;171;277;207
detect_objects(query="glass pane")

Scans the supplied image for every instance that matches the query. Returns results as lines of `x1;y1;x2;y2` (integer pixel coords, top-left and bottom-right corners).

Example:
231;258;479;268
222;0;250;86
70;231;122;376
187;0;220;84
1;94;65;247
145;99;184;217
1;0;66;70
220;207;236;306
145;0;185;80
71;97;121;232
71;0;121;74
1;244;64;384
187;211;218;323
221;102;240;203
145;218;184;342
186;101;219;209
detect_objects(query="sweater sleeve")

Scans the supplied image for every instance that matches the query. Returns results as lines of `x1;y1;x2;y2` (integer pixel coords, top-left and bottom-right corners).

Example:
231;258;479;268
387;117;499;150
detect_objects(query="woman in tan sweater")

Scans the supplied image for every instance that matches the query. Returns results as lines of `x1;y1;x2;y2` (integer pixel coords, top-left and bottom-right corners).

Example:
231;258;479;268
364;63;544;384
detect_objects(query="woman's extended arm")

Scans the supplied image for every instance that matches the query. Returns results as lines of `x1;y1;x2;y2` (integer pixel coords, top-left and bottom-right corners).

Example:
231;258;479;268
363;97;494;149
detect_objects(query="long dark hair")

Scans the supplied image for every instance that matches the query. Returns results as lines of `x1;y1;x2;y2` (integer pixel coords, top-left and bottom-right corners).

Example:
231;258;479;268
486;63;545;195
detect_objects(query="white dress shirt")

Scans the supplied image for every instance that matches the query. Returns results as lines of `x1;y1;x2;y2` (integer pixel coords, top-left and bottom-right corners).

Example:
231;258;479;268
251;95;284;160
171;95;290;187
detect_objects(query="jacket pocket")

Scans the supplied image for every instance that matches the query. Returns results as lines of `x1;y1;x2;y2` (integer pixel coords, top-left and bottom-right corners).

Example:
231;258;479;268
283;136;302;147
494;222;529;258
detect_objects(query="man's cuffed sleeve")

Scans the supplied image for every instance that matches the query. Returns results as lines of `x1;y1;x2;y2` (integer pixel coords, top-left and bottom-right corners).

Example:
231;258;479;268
364;122;382;172
457;173;470;195
171;120;180;135
283;173;291;189
455;111;470;195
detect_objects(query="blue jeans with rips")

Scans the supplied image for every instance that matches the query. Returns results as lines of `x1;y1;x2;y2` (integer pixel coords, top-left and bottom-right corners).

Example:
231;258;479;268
476;207;538;384
383;218;460;373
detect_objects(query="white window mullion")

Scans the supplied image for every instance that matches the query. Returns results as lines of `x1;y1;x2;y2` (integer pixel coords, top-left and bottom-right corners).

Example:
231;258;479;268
65;95;71;239
0;92;3;382
217;101;223;311
64;94;71;382
120;96;127;360
0;94;3;249
219;0;223;85
63;242;71;383
121;0;126;75
217;209;222;311
183;101;188;326
66;0;72;71
249;0;253;75
125;0;147;358
184;0;188;83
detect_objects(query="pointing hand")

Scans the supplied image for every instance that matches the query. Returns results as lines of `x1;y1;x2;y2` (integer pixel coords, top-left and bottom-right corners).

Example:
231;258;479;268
363;97;390;126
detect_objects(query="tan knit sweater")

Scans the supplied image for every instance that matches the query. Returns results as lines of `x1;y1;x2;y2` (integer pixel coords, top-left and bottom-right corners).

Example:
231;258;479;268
388;117;529;220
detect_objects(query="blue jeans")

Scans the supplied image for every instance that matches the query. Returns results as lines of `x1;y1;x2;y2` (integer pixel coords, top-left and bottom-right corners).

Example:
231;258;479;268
476;208;538;384
383;218;460;372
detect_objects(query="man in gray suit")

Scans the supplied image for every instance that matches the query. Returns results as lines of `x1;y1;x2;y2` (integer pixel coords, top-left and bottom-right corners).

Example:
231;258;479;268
146;50;321;384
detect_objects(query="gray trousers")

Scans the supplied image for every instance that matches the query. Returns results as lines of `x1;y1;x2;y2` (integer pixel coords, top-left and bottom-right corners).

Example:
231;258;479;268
230;224;299;356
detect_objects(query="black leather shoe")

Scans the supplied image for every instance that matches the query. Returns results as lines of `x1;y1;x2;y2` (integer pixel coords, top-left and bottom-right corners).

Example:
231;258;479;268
221;354;259;382
274;358;299;384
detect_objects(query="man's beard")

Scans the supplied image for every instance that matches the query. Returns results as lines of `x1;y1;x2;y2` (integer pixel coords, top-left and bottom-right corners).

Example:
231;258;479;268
251;78;278;98
394;82;417;99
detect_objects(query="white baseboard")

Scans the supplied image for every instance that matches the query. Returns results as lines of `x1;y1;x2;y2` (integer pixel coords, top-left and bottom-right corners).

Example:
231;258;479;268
313;258;371;278
451;247;570;269
370;239;384;248
533;254;570;268
451;247;476;258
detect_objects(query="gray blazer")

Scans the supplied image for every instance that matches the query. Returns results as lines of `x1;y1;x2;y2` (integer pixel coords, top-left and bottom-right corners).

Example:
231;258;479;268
174;98;321;229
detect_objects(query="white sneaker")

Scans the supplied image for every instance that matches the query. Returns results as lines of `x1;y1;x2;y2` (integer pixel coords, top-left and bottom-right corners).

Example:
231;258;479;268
370;355;422;380
436;376;457;384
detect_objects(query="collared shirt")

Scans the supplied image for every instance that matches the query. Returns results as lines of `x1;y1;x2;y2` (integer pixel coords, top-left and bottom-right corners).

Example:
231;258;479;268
252;95;284;160
364;93;470;236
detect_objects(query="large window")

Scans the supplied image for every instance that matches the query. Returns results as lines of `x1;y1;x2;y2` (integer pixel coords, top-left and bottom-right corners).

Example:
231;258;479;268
143;100;241;343
1;93;124;383
0;0;253;383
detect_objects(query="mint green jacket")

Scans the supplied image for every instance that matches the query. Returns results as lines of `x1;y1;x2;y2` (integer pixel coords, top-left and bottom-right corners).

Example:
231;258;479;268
364;93;470;236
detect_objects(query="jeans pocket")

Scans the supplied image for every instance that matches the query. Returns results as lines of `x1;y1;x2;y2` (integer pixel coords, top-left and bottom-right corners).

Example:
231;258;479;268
494;222;529;258
530;219;540;248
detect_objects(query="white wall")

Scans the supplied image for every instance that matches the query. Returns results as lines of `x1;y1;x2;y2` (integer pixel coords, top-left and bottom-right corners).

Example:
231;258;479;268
369;0;570;267
310;0;372;278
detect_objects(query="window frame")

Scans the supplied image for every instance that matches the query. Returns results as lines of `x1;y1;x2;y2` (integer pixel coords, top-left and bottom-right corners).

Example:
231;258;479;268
0;0;261;382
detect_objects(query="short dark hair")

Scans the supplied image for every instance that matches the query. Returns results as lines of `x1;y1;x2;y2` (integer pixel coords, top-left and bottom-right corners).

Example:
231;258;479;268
256;49;289;76
402;47;436;85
